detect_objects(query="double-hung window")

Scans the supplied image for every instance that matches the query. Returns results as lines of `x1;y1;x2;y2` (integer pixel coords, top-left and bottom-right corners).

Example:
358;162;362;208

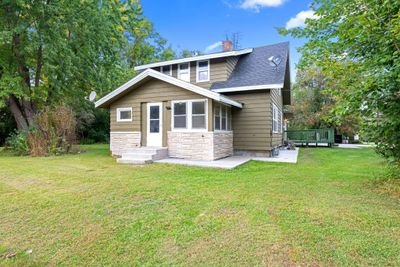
173;102;187;129
161;65;172;76
172;100;207;131
116;107;132;122
196;60;209;82
192;101;206;129
178;63;190;82
272;103;279;133
214;103;231;131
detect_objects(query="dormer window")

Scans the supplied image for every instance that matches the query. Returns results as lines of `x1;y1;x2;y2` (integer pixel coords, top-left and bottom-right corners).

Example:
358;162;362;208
196;60;209;82
161;65;172;76
178;63;190;82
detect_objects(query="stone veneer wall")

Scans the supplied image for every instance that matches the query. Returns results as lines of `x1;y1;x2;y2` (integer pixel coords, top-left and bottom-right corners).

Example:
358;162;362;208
213;131;234;159
168;131;233;161
110;132;141;156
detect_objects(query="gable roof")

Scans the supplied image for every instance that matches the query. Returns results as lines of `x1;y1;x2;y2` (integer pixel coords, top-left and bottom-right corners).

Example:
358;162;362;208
134;48;253;71
210;42;290;92
95;69;243;108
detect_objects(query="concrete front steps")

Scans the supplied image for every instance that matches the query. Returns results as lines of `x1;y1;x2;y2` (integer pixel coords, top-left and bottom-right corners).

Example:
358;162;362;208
117;147;168;164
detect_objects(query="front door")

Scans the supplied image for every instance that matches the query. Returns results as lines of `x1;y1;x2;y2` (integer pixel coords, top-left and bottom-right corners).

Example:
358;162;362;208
147;102;163;147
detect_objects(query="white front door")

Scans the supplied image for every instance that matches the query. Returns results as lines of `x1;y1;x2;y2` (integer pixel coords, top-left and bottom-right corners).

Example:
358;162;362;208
147;102;163;147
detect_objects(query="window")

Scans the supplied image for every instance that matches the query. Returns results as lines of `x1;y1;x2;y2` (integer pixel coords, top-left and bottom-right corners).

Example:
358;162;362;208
214;103;231;131
161;65;172;76
214;104;221;130
173;102;187;129
178;63;190;82
280;110;283;133
221;106;227;130
196;60;209;82
116;107;132;122
172;100;207;131
149;105;160;133
272;104;279;133
192;101;206;129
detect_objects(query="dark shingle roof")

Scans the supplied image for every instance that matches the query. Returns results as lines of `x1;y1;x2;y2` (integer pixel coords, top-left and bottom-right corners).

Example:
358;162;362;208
211;42;289;90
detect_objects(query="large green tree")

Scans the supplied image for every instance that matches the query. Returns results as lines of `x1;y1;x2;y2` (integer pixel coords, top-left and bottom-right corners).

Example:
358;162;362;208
290;67;360;137
280;0;400;161
0;0;167;132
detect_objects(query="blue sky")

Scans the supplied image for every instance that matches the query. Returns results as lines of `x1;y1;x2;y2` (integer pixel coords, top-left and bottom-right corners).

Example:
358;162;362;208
141;0;315;80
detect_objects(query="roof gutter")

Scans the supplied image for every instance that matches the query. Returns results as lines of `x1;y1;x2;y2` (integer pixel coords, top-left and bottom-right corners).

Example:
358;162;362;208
211;83;283;93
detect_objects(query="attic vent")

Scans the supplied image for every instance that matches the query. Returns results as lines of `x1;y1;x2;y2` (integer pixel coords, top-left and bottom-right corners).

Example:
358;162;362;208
268;55;282;69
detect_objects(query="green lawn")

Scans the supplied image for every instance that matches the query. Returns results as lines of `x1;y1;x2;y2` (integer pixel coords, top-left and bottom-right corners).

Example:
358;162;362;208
0;145;399;266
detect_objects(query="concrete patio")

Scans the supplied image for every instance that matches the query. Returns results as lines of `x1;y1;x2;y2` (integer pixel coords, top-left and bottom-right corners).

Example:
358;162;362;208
155;148;299;169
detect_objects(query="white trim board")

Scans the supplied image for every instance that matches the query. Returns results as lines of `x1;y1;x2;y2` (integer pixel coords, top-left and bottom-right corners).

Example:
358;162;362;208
211;83;283;93
95;69;243;108
134;49;253;71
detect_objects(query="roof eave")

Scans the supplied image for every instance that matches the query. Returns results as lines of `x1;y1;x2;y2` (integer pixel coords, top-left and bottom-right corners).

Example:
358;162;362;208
134;48;253;71
211;83;284;93
95;69;242;109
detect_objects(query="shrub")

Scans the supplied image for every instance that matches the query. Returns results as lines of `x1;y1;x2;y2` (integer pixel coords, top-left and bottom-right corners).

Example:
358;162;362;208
28;105;77;156
5;131;29;155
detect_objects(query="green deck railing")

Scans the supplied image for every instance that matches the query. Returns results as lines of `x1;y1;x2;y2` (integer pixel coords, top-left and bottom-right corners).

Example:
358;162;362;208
285;128;335;147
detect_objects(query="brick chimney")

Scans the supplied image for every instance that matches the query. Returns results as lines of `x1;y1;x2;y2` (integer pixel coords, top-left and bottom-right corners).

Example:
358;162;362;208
222;40;233;52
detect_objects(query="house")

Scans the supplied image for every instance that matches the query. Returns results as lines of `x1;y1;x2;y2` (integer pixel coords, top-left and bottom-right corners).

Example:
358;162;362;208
95;41;291;162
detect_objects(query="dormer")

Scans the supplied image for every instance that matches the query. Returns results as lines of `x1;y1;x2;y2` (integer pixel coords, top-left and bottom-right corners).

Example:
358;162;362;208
133;48;253;89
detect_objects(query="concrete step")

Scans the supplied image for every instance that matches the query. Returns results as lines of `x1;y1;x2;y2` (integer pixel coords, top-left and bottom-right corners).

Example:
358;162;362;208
120;153;154;160
125;147;167;154
117;158;153;164
117;147;168;164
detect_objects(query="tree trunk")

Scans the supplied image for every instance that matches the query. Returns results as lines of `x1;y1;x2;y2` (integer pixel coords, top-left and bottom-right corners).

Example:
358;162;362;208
8;96;29;131
11;33;37;129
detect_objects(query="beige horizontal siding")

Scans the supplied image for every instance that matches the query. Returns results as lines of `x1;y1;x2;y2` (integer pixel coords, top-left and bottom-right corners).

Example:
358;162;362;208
228;92;274;151
152;58;228;90
226;57;239;78
110;79;212;146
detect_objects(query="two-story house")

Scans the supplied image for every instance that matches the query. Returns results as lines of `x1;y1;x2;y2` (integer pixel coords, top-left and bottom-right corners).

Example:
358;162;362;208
95;41;291;163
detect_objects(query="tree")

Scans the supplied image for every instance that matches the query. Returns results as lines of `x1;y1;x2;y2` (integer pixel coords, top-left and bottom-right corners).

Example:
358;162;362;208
0;0;156;132
179;49;203;58
289;67;360;137
280;0;400;161
289;68;334;130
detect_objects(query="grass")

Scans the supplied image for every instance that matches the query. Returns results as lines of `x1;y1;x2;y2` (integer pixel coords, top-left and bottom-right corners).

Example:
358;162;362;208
0;145;399;266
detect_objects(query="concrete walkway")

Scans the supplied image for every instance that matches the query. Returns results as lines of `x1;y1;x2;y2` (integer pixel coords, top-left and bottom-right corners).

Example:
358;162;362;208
337;144;373;149
155;148;299;169
253;147;299;164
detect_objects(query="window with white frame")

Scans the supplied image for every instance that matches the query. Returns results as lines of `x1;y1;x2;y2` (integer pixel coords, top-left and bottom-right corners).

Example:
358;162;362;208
272;103;279;133
280;110;283;133
178;63;190;82
161;65;172;76
173;102;187;129
192;101;206;129
214;103;231;131
196;60;209;82
116;107;132;122
172;100;207;130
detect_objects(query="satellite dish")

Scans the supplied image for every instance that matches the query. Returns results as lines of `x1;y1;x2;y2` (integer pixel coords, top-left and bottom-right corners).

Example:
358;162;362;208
88;91;97;102
268;55;282;68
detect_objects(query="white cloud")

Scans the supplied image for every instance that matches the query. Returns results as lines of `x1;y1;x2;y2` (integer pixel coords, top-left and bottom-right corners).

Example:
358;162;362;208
285;10;319;29
240;0;285;11
205;41;222;52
